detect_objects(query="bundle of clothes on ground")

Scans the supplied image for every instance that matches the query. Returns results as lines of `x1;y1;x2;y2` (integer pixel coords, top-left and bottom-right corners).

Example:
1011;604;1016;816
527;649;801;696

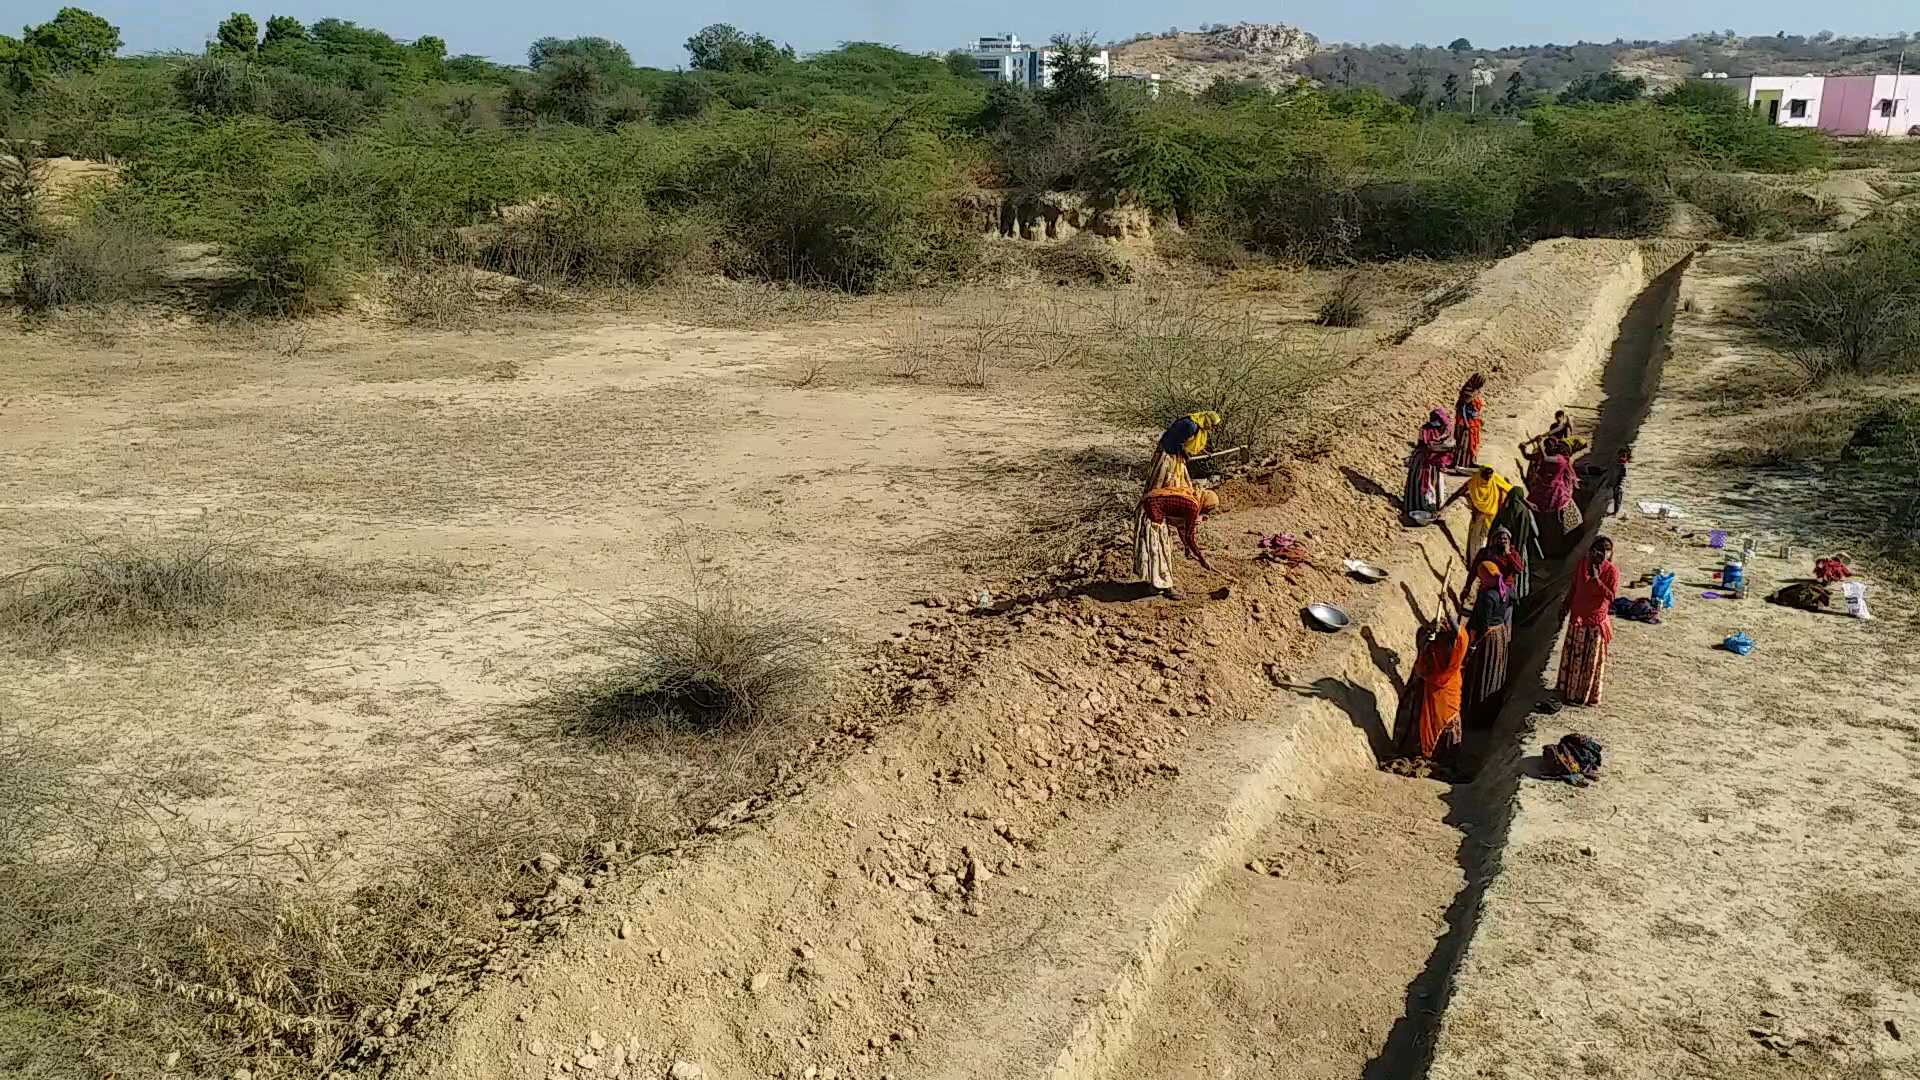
1540;733;1604;786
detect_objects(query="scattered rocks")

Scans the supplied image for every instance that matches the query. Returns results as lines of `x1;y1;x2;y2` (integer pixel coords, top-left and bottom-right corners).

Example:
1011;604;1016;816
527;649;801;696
1247;859;1269;875
617;922;634;940
529;1039;547;1057
670;1063;705;1080
750;971;772;994
587;1031;606;1051
533;852;561;874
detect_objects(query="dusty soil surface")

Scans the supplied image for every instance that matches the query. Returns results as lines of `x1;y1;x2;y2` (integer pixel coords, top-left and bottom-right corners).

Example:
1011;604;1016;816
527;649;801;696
0;299;1132;846
1111;769;1461;1080
1428;242;1920;1080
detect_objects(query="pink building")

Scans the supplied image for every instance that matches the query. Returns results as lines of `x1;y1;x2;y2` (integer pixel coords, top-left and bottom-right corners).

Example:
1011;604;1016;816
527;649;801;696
1818;75;1877;135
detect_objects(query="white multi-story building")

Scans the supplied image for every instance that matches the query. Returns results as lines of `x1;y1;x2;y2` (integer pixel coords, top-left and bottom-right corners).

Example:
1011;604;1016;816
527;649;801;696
968;33;1110;91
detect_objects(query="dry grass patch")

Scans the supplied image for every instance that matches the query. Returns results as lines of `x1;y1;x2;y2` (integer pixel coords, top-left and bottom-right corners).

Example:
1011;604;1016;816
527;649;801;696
0;523;451;652
0;714;797;1079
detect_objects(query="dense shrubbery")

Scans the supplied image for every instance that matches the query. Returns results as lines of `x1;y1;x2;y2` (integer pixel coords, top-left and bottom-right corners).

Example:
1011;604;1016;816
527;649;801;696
1759;218;1920;379
0;6;1843;311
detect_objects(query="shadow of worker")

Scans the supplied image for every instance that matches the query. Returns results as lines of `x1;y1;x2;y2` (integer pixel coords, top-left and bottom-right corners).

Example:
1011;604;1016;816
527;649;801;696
1289;678;1392;764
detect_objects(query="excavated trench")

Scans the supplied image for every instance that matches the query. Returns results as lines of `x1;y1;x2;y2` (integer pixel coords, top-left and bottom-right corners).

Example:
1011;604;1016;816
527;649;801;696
1105;258;1685;1080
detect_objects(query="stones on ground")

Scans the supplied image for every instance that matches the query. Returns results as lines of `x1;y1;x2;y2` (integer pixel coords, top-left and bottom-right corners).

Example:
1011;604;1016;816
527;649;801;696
516;1007;531;1022
618;921;634;940
750;971;772;994
670;1063;705;1080
576;1053;600;1070
587;1031;606;1051
1248;859;1268;875
163;1052;180;1070
534;852;561;874
529;1039;547;1057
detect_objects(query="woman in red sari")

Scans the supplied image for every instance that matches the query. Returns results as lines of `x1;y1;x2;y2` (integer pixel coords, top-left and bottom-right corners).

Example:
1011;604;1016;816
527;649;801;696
1557;536;1619;706
1454;373;1486;469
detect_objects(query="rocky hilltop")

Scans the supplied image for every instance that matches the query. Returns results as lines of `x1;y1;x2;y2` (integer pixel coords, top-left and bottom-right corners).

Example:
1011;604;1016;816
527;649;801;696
1110;22;1319;93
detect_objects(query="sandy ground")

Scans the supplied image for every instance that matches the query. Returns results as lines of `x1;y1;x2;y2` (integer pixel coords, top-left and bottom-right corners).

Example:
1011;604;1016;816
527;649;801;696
1110;769;1462;1080
1428;243;1920;1080
0;300;1135;846
0;267;1429;854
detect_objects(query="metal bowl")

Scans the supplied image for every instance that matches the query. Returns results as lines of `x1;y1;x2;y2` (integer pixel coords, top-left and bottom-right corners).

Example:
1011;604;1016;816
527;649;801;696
1306;602;1353;632
1407;510;1437;527
1344;559;1389;583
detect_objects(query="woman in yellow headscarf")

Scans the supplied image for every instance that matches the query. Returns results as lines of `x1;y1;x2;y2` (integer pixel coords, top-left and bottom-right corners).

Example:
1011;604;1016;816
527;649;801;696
1133;412;1221;599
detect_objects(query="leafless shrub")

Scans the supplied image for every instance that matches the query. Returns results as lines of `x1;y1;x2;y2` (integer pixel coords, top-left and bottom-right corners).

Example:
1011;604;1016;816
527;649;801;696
1093;299;1342;454
14;216;163;311
791;358;828;388
388;265;480;329
884;319;938;379
549;581;837;738
0;521;448;651
1314;271;1369;327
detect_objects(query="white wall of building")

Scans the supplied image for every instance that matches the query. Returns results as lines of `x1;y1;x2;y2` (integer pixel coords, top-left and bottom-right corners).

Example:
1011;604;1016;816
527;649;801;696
1870;74;1920;138
968;35;1110;91
1748;75;1825;128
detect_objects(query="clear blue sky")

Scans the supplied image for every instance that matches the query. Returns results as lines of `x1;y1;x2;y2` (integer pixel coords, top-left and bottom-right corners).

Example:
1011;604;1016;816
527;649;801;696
32;1;1920;68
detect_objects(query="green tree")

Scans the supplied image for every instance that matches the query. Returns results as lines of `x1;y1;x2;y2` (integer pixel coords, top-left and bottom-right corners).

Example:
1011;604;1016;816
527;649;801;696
1448;37;1473;52
1502;69;1524;112
261;14;304;48
945;49;982;80
0;33;49;92
1044;33;1106;115
1399;64;1432;109
527;35;631;73
411;35;446;62
1557;70;1645;105
21;7;121;76
684;23;791;74
655;72;714;122
216;12;258;53
1442;71;1460;110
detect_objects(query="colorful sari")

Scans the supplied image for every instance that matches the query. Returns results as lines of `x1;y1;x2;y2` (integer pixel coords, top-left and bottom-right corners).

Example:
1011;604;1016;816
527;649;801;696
1557;553;1618;705
1404;408;1453;515
1402;623;1470;760
1455;380;1485;468
1132;415;1218;591
1490;495;1543;604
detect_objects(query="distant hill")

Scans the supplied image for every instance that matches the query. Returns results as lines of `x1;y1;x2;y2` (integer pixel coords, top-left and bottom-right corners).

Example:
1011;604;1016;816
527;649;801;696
1109;23;1318;93
1111;25;1916;104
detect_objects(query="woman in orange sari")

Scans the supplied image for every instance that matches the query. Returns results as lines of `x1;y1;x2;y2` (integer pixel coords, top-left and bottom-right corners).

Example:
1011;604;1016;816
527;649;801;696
1454;373;1486;469
1399;615;1471;760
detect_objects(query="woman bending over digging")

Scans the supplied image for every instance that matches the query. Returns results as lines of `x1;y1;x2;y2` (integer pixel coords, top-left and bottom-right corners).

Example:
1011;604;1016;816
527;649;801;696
1133;411;1221;600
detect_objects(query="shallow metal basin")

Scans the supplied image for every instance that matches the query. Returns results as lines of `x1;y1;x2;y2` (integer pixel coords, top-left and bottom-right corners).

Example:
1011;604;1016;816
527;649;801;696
1306;602;1352;631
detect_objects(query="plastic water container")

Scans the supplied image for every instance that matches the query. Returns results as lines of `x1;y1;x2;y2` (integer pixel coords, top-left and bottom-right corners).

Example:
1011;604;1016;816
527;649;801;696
1721;560;1744;592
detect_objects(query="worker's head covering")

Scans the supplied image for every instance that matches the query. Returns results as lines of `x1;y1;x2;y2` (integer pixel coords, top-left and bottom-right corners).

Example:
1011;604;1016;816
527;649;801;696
1196;488;1220;514
1476;560;1508;597
1158;411;1223;457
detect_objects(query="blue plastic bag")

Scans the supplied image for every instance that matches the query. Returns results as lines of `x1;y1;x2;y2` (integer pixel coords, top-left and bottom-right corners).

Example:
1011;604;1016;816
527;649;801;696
1722;632;1754;656
1651;571;1675;609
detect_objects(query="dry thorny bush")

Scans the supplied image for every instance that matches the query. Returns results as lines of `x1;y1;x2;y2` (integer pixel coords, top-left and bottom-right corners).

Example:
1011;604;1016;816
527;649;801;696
0;520;449;652
543;573;840;739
